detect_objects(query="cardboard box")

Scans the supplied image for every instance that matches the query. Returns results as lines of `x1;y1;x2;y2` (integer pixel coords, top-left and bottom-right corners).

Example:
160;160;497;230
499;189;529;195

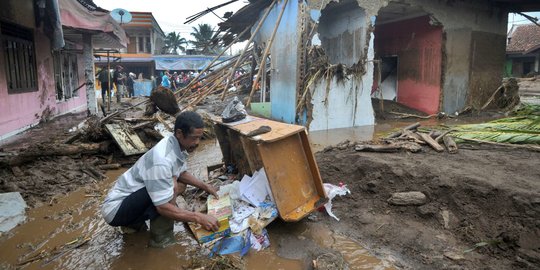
189;195;232;244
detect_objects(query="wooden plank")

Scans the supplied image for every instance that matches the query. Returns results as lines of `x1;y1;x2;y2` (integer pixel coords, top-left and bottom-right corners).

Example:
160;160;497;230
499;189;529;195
105;123;148;156
226;129;252;176
418;132;445;152
239;136;264;172
258;133;324;221
218;116;304;143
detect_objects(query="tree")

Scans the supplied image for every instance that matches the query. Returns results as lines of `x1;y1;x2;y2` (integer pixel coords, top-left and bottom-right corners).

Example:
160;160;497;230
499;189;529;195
189;24;223;55
162;32;188;55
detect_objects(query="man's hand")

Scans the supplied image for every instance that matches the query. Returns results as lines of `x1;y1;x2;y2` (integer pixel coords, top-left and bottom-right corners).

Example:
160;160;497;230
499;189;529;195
196;213;220;231
205;183;219;199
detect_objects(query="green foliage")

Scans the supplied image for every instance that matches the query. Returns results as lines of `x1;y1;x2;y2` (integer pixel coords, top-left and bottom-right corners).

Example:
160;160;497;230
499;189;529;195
162;32;188;55
189;24;223;55
512;103;540;117
451;114;540;145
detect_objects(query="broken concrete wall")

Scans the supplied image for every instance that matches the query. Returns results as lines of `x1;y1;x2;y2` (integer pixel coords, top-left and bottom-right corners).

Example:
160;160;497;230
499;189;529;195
307;0;375;131
375;16;442;114
253;0;300;124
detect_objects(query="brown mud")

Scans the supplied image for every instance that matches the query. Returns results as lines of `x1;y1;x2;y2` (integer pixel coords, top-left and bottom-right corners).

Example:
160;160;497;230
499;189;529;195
316;143;540;269
1;94;540;269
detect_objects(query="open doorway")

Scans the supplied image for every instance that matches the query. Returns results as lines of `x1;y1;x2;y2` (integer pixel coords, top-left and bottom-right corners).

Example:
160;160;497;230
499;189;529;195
373;3;443;115
372;56;398;101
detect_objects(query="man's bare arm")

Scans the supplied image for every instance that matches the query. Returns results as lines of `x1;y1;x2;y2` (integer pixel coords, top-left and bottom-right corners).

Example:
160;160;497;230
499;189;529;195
177;171;218;198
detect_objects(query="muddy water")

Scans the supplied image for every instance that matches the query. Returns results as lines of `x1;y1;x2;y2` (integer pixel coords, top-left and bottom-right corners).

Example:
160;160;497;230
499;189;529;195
0;139;393;269
309;117;498;152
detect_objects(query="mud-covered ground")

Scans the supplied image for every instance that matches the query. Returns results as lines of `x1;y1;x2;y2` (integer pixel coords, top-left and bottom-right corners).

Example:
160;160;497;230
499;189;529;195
1;90;540;269
316;144;540;269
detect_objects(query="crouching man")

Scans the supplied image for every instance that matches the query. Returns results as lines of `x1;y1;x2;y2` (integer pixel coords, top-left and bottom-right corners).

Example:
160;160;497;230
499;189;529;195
101;111;219;248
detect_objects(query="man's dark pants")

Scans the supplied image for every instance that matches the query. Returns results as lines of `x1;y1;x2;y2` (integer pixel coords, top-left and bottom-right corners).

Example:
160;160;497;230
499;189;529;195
109;187;159;227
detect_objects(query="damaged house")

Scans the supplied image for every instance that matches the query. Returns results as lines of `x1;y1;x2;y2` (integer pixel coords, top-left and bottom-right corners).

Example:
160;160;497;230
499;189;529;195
0;0;127;140
219;0;540;131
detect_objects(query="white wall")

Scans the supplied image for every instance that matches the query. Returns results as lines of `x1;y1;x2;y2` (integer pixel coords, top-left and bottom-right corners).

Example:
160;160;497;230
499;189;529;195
308;2;374;131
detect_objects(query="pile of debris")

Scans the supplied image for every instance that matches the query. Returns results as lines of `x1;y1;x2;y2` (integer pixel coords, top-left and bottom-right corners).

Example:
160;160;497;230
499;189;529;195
329;122;458;154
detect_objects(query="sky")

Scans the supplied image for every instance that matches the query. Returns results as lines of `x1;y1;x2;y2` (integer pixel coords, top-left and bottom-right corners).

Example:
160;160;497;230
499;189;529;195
92;0;540;45
508;12;540;31
93;0;248;40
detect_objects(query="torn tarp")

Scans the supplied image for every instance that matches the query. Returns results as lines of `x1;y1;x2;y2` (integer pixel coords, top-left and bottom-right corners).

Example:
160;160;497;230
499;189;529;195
154;55;232;71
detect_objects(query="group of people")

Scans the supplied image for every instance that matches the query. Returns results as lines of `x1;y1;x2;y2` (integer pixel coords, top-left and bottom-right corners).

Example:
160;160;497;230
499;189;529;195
97;65;136;103
159;70;205;90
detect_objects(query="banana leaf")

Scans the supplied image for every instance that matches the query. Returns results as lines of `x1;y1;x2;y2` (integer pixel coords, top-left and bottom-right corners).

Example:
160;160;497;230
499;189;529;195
451;116;540;145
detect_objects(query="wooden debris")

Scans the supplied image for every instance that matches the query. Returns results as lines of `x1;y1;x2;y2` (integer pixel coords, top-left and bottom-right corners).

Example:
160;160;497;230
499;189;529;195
105;123;148;156
97;163;122;170
443;136;458;154
0;143;108;167
435;129;454;143
386;122;420;139
418;132;445;152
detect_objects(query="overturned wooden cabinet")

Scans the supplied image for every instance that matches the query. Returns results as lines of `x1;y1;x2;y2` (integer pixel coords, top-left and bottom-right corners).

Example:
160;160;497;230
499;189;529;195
214;116;327;222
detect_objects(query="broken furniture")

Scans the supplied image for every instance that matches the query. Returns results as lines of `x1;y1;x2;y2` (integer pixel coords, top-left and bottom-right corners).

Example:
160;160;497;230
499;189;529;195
214;116;327;222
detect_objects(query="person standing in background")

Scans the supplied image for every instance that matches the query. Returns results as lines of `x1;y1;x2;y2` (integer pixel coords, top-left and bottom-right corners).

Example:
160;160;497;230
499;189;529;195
126;72;135;98
113;65;126;102
161;70;171;88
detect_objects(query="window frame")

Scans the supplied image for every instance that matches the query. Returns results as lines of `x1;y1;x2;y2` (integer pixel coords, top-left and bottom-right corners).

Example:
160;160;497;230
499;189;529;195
1;21;38;94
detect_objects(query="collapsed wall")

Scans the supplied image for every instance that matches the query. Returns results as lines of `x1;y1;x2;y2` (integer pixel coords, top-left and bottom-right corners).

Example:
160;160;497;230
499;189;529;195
252;0;507;130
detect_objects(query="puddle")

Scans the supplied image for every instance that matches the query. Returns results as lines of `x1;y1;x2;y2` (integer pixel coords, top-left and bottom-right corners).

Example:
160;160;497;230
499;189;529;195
308;117;501;152
0;138;393;269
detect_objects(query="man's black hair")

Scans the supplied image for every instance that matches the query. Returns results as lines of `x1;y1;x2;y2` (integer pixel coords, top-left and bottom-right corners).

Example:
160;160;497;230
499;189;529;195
174;111;204;135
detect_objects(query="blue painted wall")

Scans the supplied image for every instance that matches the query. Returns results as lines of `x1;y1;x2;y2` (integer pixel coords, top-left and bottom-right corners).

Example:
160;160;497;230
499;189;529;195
254;0;299;124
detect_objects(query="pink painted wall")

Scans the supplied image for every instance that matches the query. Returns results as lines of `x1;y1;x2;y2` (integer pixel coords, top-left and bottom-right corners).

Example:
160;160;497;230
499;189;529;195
0;28;87;139
375;16;442;114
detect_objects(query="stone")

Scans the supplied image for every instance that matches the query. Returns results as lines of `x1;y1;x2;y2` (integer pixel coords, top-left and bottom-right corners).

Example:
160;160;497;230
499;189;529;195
0;192;28;232
444;251;465;261
417;203;438;217
387;191;427;206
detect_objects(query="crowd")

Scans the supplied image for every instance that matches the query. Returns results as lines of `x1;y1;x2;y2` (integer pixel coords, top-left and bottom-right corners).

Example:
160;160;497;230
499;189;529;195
97;65;136;103
157;70;207;91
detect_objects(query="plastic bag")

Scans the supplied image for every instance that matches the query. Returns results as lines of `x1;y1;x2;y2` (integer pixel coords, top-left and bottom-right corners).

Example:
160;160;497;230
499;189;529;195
323;183;351;221
221;96;247;123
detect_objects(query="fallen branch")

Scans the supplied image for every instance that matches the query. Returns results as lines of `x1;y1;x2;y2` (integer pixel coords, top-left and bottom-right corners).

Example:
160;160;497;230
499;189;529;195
443;136;458;154
0;143;108;167
389;111;435;119
97;163;121;170
435;129;454;143
418;132;445;152
386;122;421;139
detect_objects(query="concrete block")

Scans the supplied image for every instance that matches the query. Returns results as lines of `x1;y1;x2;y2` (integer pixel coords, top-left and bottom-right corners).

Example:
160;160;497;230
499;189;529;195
0;192;28;232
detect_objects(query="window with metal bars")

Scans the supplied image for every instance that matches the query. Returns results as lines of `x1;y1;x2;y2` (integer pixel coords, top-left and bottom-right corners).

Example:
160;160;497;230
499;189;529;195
53;49;79;101
1;21;38;94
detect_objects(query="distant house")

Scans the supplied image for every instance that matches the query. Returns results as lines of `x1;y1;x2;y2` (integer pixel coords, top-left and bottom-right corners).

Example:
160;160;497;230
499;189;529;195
506;24;540;77
95;12;166;79
0;0;127;141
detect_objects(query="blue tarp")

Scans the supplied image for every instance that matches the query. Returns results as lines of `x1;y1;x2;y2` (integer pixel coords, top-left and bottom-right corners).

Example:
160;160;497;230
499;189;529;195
153;55;232;71
134;80;153;96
